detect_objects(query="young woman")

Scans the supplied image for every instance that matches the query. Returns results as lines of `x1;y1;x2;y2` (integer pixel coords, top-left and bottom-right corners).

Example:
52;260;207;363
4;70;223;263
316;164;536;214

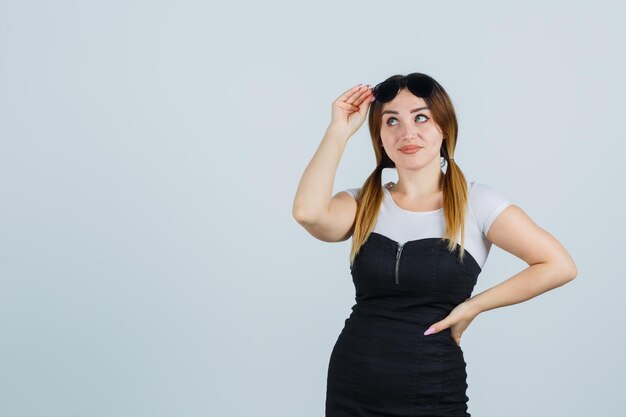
292;73;577;417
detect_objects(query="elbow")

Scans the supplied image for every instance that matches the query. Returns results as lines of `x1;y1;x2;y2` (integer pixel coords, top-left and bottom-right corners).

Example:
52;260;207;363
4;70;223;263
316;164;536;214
293;200;327;226
568;262;578;281
561;260;578;283
565;255;578;280
292;206;304;223
292;200;308;224
292;205;315;226
541;258;577;287
293;209;308;225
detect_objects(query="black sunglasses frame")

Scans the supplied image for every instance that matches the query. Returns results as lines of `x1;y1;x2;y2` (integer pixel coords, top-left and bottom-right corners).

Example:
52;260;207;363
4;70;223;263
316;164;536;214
372;73;436;103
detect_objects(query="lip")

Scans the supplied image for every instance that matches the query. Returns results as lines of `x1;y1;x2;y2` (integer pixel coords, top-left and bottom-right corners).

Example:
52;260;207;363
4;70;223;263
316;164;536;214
399;145;422;154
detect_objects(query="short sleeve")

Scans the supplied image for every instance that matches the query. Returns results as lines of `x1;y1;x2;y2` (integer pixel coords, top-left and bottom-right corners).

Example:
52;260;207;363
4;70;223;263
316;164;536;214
469;182;513;237
342;187;362;200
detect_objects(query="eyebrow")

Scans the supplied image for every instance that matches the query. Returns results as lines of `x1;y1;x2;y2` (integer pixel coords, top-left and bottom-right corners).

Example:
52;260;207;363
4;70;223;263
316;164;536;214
381;106;430;116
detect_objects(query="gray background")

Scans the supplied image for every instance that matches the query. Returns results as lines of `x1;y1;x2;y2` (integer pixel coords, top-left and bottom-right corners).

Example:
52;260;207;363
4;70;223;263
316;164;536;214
1;1;623;416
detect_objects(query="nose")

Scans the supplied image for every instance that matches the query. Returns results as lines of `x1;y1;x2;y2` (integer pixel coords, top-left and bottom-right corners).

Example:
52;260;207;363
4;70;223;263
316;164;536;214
399;123;419;141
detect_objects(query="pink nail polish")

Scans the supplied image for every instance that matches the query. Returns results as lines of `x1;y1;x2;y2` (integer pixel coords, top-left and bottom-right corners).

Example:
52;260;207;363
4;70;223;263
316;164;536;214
424;326;436;335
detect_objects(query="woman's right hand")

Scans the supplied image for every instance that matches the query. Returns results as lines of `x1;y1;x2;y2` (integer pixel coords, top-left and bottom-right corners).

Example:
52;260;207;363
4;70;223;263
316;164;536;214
329;84;374;138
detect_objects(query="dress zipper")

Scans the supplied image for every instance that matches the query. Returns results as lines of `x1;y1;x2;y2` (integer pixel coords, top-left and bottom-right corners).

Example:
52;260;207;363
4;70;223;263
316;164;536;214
394;243;404;285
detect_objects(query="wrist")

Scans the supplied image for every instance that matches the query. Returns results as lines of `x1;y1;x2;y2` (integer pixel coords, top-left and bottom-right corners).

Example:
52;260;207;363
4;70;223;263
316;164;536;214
326;124;352;141
464;297;484;317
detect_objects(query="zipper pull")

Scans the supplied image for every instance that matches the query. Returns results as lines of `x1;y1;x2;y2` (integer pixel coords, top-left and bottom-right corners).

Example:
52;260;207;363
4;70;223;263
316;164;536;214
395;243;404;285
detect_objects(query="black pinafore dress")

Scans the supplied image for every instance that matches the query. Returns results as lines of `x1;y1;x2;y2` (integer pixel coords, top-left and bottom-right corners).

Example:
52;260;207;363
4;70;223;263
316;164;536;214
325;232;481;417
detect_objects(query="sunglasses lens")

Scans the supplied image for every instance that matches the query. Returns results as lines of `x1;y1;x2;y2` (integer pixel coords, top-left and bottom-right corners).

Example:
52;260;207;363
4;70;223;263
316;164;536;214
373;80;399;103
373;74;435;103
407;74;435;97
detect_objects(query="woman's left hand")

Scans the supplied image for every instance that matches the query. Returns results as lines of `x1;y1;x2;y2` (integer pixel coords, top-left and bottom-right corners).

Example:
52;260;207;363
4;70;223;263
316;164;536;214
423;300;481;346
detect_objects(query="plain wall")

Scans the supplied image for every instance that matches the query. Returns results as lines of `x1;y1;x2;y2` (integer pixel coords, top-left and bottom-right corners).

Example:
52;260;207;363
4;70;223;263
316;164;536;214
1;1;624;416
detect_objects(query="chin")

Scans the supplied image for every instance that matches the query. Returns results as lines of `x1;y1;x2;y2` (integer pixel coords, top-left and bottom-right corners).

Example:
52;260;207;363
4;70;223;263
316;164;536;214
395;162;428;170
393;156;438;170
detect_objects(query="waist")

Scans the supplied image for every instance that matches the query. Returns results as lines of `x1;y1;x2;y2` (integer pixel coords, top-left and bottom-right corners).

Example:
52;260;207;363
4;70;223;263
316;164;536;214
349;301;454;327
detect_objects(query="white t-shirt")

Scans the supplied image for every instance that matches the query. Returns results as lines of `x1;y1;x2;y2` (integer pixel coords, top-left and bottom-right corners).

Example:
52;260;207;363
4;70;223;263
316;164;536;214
342;180;512;270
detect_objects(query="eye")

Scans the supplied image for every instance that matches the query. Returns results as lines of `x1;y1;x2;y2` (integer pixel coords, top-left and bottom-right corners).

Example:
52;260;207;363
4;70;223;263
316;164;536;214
385;114;429;126
415;114;429;123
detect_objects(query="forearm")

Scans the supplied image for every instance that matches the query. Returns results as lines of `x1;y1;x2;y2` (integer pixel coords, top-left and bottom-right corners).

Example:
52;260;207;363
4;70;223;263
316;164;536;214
466;262;576;315
292;125;351;222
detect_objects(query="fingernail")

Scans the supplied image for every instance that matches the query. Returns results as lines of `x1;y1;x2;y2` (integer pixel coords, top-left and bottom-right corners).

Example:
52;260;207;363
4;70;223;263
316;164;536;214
424;326;436;336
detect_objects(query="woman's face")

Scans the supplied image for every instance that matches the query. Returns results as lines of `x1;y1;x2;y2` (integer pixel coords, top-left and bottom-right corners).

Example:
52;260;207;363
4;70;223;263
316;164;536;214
379;89;444;170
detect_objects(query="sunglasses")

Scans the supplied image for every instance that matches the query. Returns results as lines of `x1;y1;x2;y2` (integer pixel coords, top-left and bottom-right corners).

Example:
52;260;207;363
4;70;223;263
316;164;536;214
372;73;436;103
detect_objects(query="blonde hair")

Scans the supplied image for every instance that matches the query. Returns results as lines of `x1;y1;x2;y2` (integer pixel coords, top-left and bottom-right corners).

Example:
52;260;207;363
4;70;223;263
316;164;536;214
349;74;469;268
